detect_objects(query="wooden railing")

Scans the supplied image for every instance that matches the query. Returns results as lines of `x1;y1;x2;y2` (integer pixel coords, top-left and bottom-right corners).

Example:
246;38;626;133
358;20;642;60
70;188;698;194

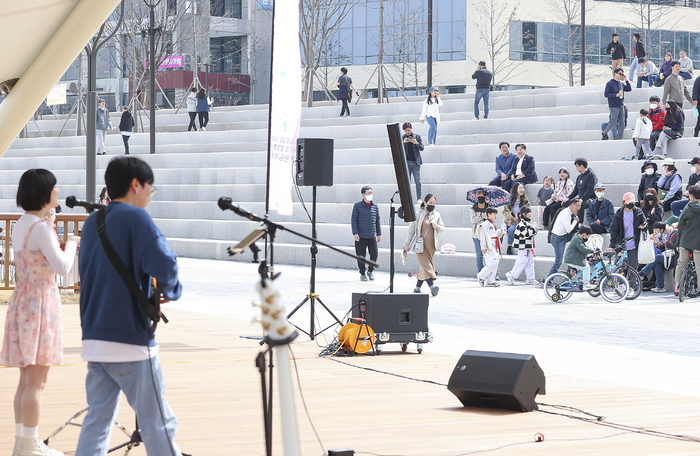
0;213;89;291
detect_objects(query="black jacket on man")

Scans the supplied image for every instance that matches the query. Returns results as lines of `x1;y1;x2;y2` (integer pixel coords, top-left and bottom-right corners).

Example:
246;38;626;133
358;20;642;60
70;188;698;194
634;41;646;59
472;68;493;89
568;168;598;203
609;206;646;249
606;41;627;60
402;133;424;165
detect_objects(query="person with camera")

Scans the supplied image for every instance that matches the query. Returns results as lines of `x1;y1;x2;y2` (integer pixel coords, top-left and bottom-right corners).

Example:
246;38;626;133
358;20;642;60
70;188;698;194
472;61;492;120
402;122;424;202
602;68;632;140
76;156;185;456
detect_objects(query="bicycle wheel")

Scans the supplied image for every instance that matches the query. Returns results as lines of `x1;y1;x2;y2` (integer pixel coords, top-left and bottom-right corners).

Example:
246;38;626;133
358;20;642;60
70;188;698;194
586;268;605;297
544;273;573;303
614;265;642;300
600;273;629;303
679;267;697;302
688;265;699;298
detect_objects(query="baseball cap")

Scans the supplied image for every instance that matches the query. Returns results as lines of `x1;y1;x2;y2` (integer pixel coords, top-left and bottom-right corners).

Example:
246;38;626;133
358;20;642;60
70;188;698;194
622;192;636;204
594;183;605;190
662;157;675;166
689;157;700;165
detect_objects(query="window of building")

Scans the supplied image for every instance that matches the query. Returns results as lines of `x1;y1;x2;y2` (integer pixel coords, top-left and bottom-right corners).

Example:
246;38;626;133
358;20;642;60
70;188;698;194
211;0;242;19
210;37;243;74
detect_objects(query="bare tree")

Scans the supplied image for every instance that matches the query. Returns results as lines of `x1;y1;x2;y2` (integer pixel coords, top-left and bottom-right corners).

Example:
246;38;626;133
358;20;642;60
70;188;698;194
470;0;521;90
623;0;681;57
299;0;357;106
385;0;428;94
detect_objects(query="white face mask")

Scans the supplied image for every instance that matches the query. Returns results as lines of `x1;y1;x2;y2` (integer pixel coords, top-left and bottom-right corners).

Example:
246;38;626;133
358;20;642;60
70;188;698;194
692;166;697;174
364;194;373;202
645;168;655;176
650;103;659;110
595;192;605;199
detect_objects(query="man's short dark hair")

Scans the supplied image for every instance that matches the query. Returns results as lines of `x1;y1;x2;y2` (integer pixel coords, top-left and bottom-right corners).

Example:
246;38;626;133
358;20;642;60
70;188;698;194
650;95;660;103
574;157;588;168
569;198;582;206
689;184;700;199
105;156;154;200
478;61;486;66
578;225;592;235
638;58;646;63
16;169;56;211
612;33;619;38
361;186;372;195
653;221;666;231
498;141;510;149
515;143;527;150
614;68;625;75
520;206;532;215
340;67;348;74
402;122;412;131
485;207;498;215
671;59;681;67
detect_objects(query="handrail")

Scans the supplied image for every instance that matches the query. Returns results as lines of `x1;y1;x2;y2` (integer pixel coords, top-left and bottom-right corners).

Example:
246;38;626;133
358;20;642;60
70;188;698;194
0;213;89;291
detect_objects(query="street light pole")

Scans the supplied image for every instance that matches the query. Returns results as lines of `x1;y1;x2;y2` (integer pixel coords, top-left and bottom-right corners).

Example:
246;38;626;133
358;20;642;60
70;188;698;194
427;0;433;90
146;0;161;154
581;0;586;86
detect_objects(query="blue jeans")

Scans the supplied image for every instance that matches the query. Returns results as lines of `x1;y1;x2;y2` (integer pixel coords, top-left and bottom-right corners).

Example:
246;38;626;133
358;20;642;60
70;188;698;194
671;198;689;216
507;224;517;246
474;88;490;119
637;75;659;88
602;106;625;140
76;356;181;456
680;72;692;80
549;234;569;276
629;57;639;81
406;160;421;200
426;116;438;145
641;253;671;288
473;238;484;272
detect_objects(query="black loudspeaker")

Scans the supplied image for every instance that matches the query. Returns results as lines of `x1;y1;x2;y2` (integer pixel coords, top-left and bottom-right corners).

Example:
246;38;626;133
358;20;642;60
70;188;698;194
386;123;416;222
448;350;545;412
296;138;334;186
351;293;429;333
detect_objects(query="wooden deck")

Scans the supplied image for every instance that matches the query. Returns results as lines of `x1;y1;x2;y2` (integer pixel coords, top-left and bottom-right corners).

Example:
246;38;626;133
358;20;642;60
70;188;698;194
1;303;699;455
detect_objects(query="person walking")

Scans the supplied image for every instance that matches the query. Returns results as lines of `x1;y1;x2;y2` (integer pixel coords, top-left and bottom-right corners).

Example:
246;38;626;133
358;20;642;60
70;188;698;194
602;68;632;141
403;195;444;295
118;106;134;155
472;61;492;120
419;87;442;146
75;156;185;456
505;206;539;286
96;99;112;155
351;186;381;281
330;67;358;118
470;188;490;273
606;33;627;77
476;207;503;287
673;184;700;295
186;87;198;131
196;88;211;131
661;60;693;108
402;122;424;202
2;169;80;456
628;33;645;83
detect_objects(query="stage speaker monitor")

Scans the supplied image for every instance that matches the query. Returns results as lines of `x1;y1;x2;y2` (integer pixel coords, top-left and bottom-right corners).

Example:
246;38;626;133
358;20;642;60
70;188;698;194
296;138;334;187
351;292;428;334
448;350;545;412
386;123;416;222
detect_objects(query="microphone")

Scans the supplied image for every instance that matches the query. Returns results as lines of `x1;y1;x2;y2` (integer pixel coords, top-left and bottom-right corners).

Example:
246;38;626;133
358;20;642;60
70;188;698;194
218;197;259;222
65;196;105;212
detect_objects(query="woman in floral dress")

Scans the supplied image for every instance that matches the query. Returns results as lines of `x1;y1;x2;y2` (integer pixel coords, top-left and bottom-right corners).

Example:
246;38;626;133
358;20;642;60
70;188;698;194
1;169;79;456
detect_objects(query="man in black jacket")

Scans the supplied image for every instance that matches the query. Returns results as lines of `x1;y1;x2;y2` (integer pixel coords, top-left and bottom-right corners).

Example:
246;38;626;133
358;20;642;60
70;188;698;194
563;157;598;221
472;61;493;120
402;122;424;201
606;33;627;78
693;77;700;137
609;192;647;268
351;186;381;281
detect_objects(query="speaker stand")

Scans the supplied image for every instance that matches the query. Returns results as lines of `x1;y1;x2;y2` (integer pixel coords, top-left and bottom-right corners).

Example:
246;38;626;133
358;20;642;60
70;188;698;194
287;186;343;339
389;191;401;293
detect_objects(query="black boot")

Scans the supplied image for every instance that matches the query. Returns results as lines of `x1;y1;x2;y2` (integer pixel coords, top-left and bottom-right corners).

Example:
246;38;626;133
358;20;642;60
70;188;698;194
507;246;513;255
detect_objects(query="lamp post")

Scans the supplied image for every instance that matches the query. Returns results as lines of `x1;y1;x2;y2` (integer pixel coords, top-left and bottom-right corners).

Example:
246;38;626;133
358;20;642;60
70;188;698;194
427;0;433;90
580;0;585;86
144;0;162;154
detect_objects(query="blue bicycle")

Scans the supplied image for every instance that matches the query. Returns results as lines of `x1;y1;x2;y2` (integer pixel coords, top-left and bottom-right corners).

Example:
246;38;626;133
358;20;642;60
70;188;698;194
544;250;629;303
587;236;642;300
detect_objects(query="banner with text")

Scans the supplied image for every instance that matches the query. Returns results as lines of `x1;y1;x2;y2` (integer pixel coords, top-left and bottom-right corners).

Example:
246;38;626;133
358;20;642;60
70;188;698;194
46;83;67;106
266;0;300;216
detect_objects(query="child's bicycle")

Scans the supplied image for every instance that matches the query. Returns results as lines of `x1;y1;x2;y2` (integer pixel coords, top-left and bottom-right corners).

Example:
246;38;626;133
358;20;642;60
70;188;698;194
543;250;629;303
678;250;698;302
587;236;642;300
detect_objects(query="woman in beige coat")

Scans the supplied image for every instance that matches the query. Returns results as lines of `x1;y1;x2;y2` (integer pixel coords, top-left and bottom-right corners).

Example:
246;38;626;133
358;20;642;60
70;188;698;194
403;194;445;296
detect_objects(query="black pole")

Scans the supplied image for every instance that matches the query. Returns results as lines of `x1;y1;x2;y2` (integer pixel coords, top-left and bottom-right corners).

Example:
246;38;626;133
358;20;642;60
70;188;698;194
389;205;396;293
149;4;157;154
86;49;97;204
427;0;433;89
581;0;586;86
205;63;209;92
308;186;318;338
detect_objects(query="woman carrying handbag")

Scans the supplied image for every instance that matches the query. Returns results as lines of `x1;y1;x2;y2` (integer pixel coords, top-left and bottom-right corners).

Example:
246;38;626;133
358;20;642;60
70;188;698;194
403;194;444;296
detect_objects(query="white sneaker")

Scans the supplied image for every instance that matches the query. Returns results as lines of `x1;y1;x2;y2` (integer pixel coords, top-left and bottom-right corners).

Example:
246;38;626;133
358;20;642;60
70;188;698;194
19;437;63;456
651;287;666;293
525;279;539;285
505;271;515;285
583;283;597;290
201;127;207;131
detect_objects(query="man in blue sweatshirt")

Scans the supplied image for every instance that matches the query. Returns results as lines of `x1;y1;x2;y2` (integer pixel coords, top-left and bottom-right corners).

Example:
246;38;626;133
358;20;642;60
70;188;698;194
351;186;381;281
602;68;632;140
76;157;184;456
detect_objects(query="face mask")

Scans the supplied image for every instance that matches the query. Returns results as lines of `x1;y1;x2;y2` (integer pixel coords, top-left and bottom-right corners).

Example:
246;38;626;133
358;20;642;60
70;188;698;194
426;204;436;212
645;194;654;201
692;166;697;174
581;237;588;243
477;196;486;203
645;168;655;176
625;203;635;209
650;103;658;110
364;194;373;202
595;192;605;199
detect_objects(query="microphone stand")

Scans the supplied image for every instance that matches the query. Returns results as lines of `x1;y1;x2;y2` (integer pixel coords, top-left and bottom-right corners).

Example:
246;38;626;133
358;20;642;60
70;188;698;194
221;201;378;339
389;191;400;293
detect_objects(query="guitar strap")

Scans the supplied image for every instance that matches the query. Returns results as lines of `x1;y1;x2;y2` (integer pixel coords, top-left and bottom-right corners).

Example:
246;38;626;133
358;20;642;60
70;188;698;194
96;208;166;331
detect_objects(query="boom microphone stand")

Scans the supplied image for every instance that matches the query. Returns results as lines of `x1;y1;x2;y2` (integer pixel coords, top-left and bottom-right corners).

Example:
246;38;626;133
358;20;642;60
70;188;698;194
218;197;378;340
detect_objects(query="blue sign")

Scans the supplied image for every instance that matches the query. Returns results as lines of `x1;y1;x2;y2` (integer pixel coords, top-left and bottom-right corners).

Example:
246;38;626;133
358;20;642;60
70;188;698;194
259;0;273;10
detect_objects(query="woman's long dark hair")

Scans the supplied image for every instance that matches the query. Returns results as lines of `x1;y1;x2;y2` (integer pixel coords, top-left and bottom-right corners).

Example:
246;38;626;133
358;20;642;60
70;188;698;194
641;188;659;210
665;101;683;126
557;167;570;181
426;90;438;105
197;88;207;99
507;182;529;211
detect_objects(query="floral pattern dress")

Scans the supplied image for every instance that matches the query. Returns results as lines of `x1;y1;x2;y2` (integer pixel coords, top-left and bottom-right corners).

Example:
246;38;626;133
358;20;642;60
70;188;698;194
1;219;64;367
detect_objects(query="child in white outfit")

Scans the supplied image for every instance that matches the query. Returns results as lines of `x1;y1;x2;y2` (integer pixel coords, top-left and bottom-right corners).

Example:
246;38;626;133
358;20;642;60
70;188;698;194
505;206;539;285
633;108;653;159
477;207;504;286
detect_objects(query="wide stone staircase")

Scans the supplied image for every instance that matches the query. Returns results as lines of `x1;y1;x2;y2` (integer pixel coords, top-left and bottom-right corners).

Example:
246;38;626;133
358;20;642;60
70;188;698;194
4;82;700;281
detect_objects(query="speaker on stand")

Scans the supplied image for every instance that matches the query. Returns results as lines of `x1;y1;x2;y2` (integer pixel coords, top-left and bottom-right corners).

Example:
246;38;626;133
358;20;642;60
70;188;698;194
287;138;343;339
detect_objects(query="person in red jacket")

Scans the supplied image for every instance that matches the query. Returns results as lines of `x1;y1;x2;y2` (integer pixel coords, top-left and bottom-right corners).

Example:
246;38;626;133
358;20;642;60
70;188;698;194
647;95;666;150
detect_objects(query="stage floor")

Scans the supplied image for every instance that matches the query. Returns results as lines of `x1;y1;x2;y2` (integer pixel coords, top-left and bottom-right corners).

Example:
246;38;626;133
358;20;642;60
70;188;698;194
1;258;699;455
